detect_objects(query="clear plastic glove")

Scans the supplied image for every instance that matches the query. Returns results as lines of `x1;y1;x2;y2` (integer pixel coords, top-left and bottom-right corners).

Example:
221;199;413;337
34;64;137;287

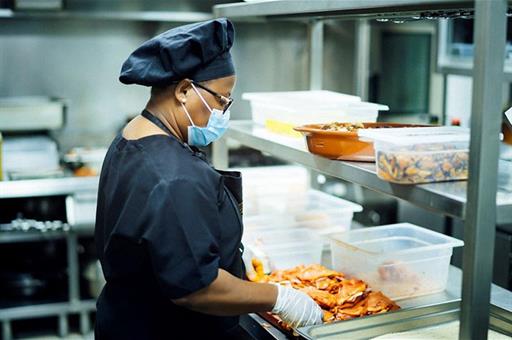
242;247;257;281
271;284;324;328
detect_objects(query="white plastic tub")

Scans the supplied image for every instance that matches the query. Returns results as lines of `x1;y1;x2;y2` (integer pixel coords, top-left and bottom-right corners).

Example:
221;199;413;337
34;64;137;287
243;189;363;228
359;127;470;184
242;90;388;137
329;223;464;300
244;228;323;271
239;165;310;199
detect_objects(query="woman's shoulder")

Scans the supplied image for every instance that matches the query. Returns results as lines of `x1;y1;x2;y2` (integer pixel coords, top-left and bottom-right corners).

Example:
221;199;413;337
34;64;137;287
135;135;221;188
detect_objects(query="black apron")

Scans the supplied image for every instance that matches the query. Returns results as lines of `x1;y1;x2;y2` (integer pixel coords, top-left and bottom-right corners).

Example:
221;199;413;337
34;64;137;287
140;109;245;269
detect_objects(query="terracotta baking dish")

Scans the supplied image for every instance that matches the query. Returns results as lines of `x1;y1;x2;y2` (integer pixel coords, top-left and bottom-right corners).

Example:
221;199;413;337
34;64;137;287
294;123;431;162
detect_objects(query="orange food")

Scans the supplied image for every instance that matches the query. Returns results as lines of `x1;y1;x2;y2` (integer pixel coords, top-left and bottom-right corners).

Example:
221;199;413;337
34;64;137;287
251;264;399;328
336;279;367;305
300;287;337;309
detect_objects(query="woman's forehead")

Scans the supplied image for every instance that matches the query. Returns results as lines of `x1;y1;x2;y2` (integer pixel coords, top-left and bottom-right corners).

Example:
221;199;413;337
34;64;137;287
206;75;236;93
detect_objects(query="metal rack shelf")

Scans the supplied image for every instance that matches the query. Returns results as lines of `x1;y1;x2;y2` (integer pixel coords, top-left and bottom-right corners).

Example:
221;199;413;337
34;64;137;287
0;300;96;320
0;9;212;22
0;300;96;340
213;1;510;338
0;229;67;244
224;121;512;227
214;0;485;20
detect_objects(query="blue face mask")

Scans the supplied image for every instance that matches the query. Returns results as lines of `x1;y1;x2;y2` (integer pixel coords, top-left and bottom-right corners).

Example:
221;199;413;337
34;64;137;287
181;84;230;147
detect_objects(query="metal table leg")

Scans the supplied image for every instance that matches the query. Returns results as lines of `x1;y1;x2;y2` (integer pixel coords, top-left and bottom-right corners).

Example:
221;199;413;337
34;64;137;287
2;320;12;340
58;314;68;338
66;231;80;305
80;311;91;335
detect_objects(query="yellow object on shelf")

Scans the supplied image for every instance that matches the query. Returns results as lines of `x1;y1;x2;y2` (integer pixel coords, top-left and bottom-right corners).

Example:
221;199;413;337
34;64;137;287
265;119;302;138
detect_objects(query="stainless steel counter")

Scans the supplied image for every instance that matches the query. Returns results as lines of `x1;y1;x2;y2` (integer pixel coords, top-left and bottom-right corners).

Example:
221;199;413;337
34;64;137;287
0;176;99;199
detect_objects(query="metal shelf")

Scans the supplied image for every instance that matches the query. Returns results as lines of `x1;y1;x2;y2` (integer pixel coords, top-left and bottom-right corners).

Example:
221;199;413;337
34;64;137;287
224;121;512;226
214;0;480;20
0;9;212;22
0;177;99;199
0;230;67;244
0;300;96;320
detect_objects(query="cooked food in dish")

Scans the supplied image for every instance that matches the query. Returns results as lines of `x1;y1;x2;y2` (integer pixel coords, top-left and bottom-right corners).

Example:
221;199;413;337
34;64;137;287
250;263;400;329
376;146;469;184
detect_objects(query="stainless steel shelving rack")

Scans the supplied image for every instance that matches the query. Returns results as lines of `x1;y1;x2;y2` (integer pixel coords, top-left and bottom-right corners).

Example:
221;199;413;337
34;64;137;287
0;177;99;340
213;1;511;339
0;8;212;22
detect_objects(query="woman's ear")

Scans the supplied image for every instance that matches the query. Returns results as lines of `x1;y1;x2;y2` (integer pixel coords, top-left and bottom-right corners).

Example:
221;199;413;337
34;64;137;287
174;79;192;104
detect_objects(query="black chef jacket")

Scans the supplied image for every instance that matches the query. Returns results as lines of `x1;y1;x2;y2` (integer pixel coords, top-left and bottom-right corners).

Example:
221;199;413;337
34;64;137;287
94;131;244;339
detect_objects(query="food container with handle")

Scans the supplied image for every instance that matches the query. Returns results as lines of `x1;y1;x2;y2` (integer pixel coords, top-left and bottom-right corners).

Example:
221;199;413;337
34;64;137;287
294;123;430;162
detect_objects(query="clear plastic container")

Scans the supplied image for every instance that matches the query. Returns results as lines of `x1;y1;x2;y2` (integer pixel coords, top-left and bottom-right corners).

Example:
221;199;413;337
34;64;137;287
239;165;310;199
244;228;324;271
242;91;388;137
243;189;363;228
359;127;470;184
329;223;464;300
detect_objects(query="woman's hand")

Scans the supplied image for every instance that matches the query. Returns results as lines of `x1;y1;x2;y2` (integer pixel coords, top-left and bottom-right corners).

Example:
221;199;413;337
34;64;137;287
271;284;324;328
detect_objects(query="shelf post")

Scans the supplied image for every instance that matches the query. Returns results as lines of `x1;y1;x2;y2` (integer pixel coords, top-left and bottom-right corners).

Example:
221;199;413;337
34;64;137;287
308;19;324;91
460;0;507;339
308;19;324;189
354;19;371;100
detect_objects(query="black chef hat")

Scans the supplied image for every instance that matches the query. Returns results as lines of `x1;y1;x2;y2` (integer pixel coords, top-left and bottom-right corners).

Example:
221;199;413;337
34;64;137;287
119;18;235;86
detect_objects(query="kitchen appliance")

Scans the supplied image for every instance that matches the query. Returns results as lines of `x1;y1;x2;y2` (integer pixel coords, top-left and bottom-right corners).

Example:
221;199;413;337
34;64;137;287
0;97;65;132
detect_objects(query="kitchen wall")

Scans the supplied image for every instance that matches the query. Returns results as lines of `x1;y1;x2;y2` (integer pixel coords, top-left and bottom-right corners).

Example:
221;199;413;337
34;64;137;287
0;13;355;151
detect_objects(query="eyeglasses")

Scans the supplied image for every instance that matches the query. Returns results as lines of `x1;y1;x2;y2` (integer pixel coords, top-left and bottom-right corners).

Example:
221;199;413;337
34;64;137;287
191;81;234;114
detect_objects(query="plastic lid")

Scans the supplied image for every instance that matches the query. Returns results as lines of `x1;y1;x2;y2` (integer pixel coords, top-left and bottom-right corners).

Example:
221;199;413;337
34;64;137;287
358;126;470;146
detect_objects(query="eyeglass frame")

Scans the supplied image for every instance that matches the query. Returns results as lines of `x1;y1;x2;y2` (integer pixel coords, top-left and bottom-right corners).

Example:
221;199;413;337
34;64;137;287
191;81;234;114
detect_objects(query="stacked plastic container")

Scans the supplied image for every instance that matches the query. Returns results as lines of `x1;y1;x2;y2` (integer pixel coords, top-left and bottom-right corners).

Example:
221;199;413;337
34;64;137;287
329;223;464;300
359;127;471;184
243;90;389;138
238;166;363;271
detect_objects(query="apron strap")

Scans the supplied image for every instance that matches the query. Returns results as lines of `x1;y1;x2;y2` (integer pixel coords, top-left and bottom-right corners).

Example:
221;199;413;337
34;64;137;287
140;109;209;162
141;109;174;137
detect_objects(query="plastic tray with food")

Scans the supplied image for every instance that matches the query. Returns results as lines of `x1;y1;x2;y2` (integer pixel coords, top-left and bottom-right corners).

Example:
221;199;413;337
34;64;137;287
294;122;431;162
249;263;400;333
329;223;464;300
359;126;470;184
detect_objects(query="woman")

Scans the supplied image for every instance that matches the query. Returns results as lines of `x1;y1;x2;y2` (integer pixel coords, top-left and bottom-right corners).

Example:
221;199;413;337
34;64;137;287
94;18;322;339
